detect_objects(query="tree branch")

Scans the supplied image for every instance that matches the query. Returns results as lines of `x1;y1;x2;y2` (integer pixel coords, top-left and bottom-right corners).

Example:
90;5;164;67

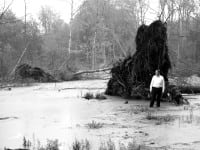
73;67;111;76
0;0;14;20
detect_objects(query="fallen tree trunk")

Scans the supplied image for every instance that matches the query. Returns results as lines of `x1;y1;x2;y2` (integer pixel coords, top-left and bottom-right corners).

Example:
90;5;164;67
73;67;111;76
9;43;30;76
58;87;105;91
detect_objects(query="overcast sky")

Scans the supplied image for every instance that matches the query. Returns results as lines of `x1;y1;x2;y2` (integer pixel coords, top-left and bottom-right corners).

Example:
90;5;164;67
3;0;159;24
6;0;83;23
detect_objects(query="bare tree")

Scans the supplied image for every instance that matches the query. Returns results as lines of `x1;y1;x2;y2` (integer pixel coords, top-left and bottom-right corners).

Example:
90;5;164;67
0;0;14;21
38;6;58;34
158;0;167;21
24;0;27;36
92;31;96;70
68;0;74;56
10;0;28;76
137;0;149;24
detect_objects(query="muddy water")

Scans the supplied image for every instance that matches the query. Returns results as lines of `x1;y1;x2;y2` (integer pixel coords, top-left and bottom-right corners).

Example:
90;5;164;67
0;80;200;150
0;80;109;149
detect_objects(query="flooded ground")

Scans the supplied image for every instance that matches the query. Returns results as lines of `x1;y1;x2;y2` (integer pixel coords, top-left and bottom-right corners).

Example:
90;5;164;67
0;80;200;150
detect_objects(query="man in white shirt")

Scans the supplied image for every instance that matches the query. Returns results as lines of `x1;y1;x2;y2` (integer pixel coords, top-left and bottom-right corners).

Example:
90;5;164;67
149;69;165;107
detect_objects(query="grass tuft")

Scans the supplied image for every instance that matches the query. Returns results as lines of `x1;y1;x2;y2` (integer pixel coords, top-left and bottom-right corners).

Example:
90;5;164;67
83;92;94;100
95;93;107;100
46;139;59;150
86;120;103;129
99;139;116;150
72;139;90;150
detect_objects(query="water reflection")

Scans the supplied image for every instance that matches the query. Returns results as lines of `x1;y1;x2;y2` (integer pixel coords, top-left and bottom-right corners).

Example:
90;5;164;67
177;114;200;126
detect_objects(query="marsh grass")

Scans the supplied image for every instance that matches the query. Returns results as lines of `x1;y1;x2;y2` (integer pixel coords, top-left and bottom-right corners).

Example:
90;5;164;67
72;139;142;150
86;120;103;129
19;137;154;150
99;139;116;150
23;136;31;149
83;92;94;100
99;140;143;150
21;137;59;150
72;139;90;150
146;112;175;124
46;139;59;150
83;92;107;100
95;93;107;100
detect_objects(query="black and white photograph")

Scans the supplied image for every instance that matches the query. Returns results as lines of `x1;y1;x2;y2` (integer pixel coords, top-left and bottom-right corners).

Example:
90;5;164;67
1;0;200;149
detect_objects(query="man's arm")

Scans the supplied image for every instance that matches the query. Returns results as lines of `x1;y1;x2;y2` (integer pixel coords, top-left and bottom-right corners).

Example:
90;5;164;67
162;77;165;93
150;76;154;92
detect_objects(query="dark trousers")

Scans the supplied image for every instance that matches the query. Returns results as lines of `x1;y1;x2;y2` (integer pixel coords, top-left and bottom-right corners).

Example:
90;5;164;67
150;87;162;107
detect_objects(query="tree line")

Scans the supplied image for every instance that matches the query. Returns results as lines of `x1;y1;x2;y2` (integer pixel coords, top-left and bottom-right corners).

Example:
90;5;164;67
0;0;200;80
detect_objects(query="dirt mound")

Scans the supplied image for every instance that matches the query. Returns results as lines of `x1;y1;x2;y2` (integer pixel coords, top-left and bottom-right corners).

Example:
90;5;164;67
15;64;57;82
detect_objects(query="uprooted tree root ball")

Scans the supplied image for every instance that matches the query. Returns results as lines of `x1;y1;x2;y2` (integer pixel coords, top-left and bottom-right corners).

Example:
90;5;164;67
15;64;57;82
106;20;171;97
105;20;190;104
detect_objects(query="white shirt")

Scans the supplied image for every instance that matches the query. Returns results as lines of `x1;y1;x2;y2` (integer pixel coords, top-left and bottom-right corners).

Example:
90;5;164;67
150;75;165;93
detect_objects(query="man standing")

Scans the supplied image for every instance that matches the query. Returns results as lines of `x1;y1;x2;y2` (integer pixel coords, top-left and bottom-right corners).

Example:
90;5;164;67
150;69;165;107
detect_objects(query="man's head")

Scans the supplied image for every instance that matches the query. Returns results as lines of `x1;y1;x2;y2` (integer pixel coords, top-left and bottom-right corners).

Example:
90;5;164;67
155;69;160;76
